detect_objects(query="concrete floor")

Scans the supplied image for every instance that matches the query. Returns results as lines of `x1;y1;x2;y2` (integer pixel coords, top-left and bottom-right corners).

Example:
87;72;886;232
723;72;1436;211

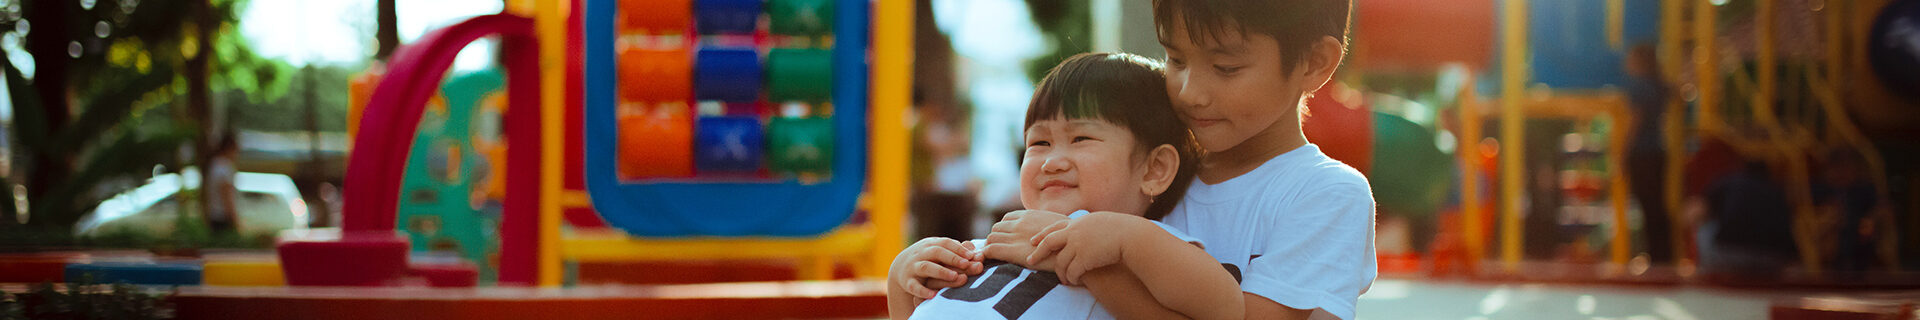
1356;279;1788;320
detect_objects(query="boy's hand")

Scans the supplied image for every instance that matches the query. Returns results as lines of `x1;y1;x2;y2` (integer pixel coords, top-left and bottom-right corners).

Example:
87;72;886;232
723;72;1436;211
889;237;984;300
1029;212;1143;285
983;210;1070;271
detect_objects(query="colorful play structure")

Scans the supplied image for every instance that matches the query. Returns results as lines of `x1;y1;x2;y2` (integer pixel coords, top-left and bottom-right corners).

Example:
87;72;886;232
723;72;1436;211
1350;0;1916;282
3;0;912;318
7;0;1920;318
318;0;912;288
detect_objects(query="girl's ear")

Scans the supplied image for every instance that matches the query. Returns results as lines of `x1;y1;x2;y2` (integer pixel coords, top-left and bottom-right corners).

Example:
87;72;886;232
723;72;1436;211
1139;144;1180;197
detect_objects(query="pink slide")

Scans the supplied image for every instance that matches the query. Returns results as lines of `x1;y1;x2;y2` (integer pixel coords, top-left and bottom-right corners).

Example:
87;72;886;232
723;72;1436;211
278;13;545;287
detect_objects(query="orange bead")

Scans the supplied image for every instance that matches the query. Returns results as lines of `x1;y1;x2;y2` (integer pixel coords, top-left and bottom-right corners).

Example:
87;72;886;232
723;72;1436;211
620;0;692;33
619;47;693;103
619;104;695;179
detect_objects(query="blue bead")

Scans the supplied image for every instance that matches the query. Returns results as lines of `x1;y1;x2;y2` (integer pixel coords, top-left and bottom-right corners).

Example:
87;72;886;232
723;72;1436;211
694;116;765;173
695;0;762;34
694;48;762;103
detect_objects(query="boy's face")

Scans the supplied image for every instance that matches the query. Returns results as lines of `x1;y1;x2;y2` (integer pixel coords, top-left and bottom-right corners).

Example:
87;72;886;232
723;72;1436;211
1160;18;1311;153
1020;118;1151;216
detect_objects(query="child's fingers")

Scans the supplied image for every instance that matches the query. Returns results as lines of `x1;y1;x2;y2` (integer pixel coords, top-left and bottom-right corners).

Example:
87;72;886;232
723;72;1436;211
980;242;1027;264
896;269;938;299
990;219;1019;234
1030;221;1069;244
918;246;979;272
905;278;938;299
959;241;982;262
911;260;966;287
1028;233;1067;267
985;231;1025;246
1056;244;1083;285
1000;210;1027;222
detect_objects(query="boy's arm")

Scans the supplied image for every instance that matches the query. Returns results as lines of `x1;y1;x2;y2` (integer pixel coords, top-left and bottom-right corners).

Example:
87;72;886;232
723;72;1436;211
1031;213;1244;320
1111;216;1244;320
1078;265;1192;320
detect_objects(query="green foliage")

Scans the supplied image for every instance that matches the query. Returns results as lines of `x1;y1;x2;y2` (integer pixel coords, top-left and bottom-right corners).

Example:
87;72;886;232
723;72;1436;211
1;289;21;319
8;280;173;320
227;65;356;132
0;0;291;233
1021;0;1093;84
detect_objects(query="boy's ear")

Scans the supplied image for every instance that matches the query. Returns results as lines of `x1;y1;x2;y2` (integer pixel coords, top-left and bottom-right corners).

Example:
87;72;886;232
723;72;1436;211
1139;144;1180;197
1299;35;1346;93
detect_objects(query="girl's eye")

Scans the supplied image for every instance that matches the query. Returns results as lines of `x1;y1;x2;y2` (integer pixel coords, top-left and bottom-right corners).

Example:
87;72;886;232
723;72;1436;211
1028;140;1050;147
1214;65;1244;75
1072;136;1096;143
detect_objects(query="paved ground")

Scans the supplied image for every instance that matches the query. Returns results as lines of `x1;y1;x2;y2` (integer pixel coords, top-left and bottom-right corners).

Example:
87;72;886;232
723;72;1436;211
1357;278;1794;320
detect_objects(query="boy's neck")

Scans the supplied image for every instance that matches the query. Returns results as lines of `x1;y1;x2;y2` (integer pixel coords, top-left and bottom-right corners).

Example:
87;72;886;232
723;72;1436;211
1197;109;1308;184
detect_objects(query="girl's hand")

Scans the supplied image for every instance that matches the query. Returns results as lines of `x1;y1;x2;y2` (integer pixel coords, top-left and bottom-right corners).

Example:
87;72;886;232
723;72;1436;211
982;210;1070;271
1028;212;1143;285
888;237;984;300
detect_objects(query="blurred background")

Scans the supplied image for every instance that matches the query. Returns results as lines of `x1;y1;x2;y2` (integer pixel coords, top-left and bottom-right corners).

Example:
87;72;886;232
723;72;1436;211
0;0;1914;318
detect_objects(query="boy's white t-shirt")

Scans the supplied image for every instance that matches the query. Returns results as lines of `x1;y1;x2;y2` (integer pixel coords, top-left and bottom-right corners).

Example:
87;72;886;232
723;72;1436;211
1162;144;1377;320
910;211;1202;320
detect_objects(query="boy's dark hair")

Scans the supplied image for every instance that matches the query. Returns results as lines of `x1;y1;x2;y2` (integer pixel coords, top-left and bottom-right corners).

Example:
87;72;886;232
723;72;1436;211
1025;53;1198;220
1153;0;1352;73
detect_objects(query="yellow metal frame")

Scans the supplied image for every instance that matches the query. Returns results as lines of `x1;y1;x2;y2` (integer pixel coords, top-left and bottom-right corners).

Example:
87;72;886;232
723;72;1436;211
1655;0;1897;275
1497;0;1528;272
1477;0;1637;272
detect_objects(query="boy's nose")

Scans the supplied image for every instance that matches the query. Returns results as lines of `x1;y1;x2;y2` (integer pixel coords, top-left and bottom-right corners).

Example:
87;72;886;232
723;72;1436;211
1174;71;1210;110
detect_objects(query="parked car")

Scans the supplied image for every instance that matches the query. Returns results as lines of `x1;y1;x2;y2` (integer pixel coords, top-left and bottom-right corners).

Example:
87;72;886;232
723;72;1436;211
74;170;311;241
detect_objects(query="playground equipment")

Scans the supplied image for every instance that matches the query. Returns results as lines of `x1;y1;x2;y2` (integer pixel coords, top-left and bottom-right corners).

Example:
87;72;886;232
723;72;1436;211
1350;0;1640;274
562;0;910;282
1663;0;1901;275
1397;0;1907;279
277;13;543;286
391;69;507;283
303;0;910;288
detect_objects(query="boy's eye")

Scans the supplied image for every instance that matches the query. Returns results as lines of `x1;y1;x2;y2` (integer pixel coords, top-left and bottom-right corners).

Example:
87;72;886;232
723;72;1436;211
1214;65;1244;74
1071;136;1096;143
1167;58;1186;68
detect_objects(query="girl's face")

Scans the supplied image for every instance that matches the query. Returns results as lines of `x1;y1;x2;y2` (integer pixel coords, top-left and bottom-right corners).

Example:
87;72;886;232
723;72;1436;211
1020;118;1153;216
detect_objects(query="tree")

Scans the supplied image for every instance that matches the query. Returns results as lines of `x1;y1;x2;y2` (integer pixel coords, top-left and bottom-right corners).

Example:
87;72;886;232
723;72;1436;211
0;0;289;236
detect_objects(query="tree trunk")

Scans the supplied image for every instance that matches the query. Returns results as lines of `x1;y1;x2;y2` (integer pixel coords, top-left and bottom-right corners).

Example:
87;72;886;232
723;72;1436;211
375;0;399;61
22;0;72;228
188;0;223;232
303;67;324;227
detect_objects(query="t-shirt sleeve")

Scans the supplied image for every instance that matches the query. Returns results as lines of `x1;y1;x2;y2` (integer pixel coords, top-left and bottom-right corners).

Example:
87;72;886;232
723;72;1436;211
1241;182;1376;320
1149;221;1204;249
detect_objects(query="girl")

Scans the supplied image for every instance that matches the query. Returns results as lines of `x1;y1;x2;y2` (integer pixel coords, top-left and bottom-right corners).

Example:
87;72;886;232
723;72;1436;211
886;53;1244;320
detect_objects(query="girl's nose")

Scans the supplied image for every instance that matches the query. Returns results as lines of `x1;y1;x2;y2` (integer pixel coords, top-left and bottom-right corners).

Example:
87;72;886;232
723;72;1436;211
1041;155;1071;173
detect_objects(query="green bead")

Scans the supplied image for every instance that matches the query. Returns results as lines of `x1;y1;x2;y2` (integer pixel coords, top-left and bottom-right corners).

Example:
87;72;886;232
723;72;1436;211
767;117;834;175
767;48;833;102
769;0;834;36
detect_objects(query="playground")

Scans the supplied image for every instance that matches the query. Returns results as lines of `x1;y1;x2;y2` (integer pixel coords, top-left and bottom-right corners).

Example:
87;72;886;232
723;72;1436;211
1;0;1918;319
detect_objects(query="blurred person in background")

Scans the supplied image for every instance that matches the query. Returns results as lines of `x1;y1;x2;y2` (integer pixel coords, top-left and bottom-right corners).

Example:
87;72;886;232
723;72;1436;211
1693;160;1798;282
912;100;983;240
1625;44;1675;266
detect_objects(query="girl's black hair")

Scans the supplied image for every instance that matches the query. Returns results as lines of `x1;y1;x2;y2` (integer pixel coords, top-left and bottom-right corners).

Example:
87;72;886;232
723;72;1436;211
1025;52;1198;220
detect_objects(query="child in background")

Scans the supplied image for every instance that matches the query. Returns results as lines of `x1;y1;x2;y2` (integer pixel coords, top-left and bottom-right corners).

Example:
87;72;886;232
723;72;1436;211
887;53;1244;320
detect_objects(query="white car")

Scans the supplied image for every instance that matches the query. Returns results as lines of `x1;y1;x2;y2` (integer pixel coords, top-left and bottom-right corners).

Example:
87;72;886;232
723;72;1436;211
74;169;311;240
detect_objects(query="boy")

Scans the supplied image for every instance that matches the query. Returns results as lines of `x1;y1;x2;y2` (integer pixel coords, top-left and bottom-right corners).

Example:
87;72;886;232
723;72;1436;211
987;1;1376;319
